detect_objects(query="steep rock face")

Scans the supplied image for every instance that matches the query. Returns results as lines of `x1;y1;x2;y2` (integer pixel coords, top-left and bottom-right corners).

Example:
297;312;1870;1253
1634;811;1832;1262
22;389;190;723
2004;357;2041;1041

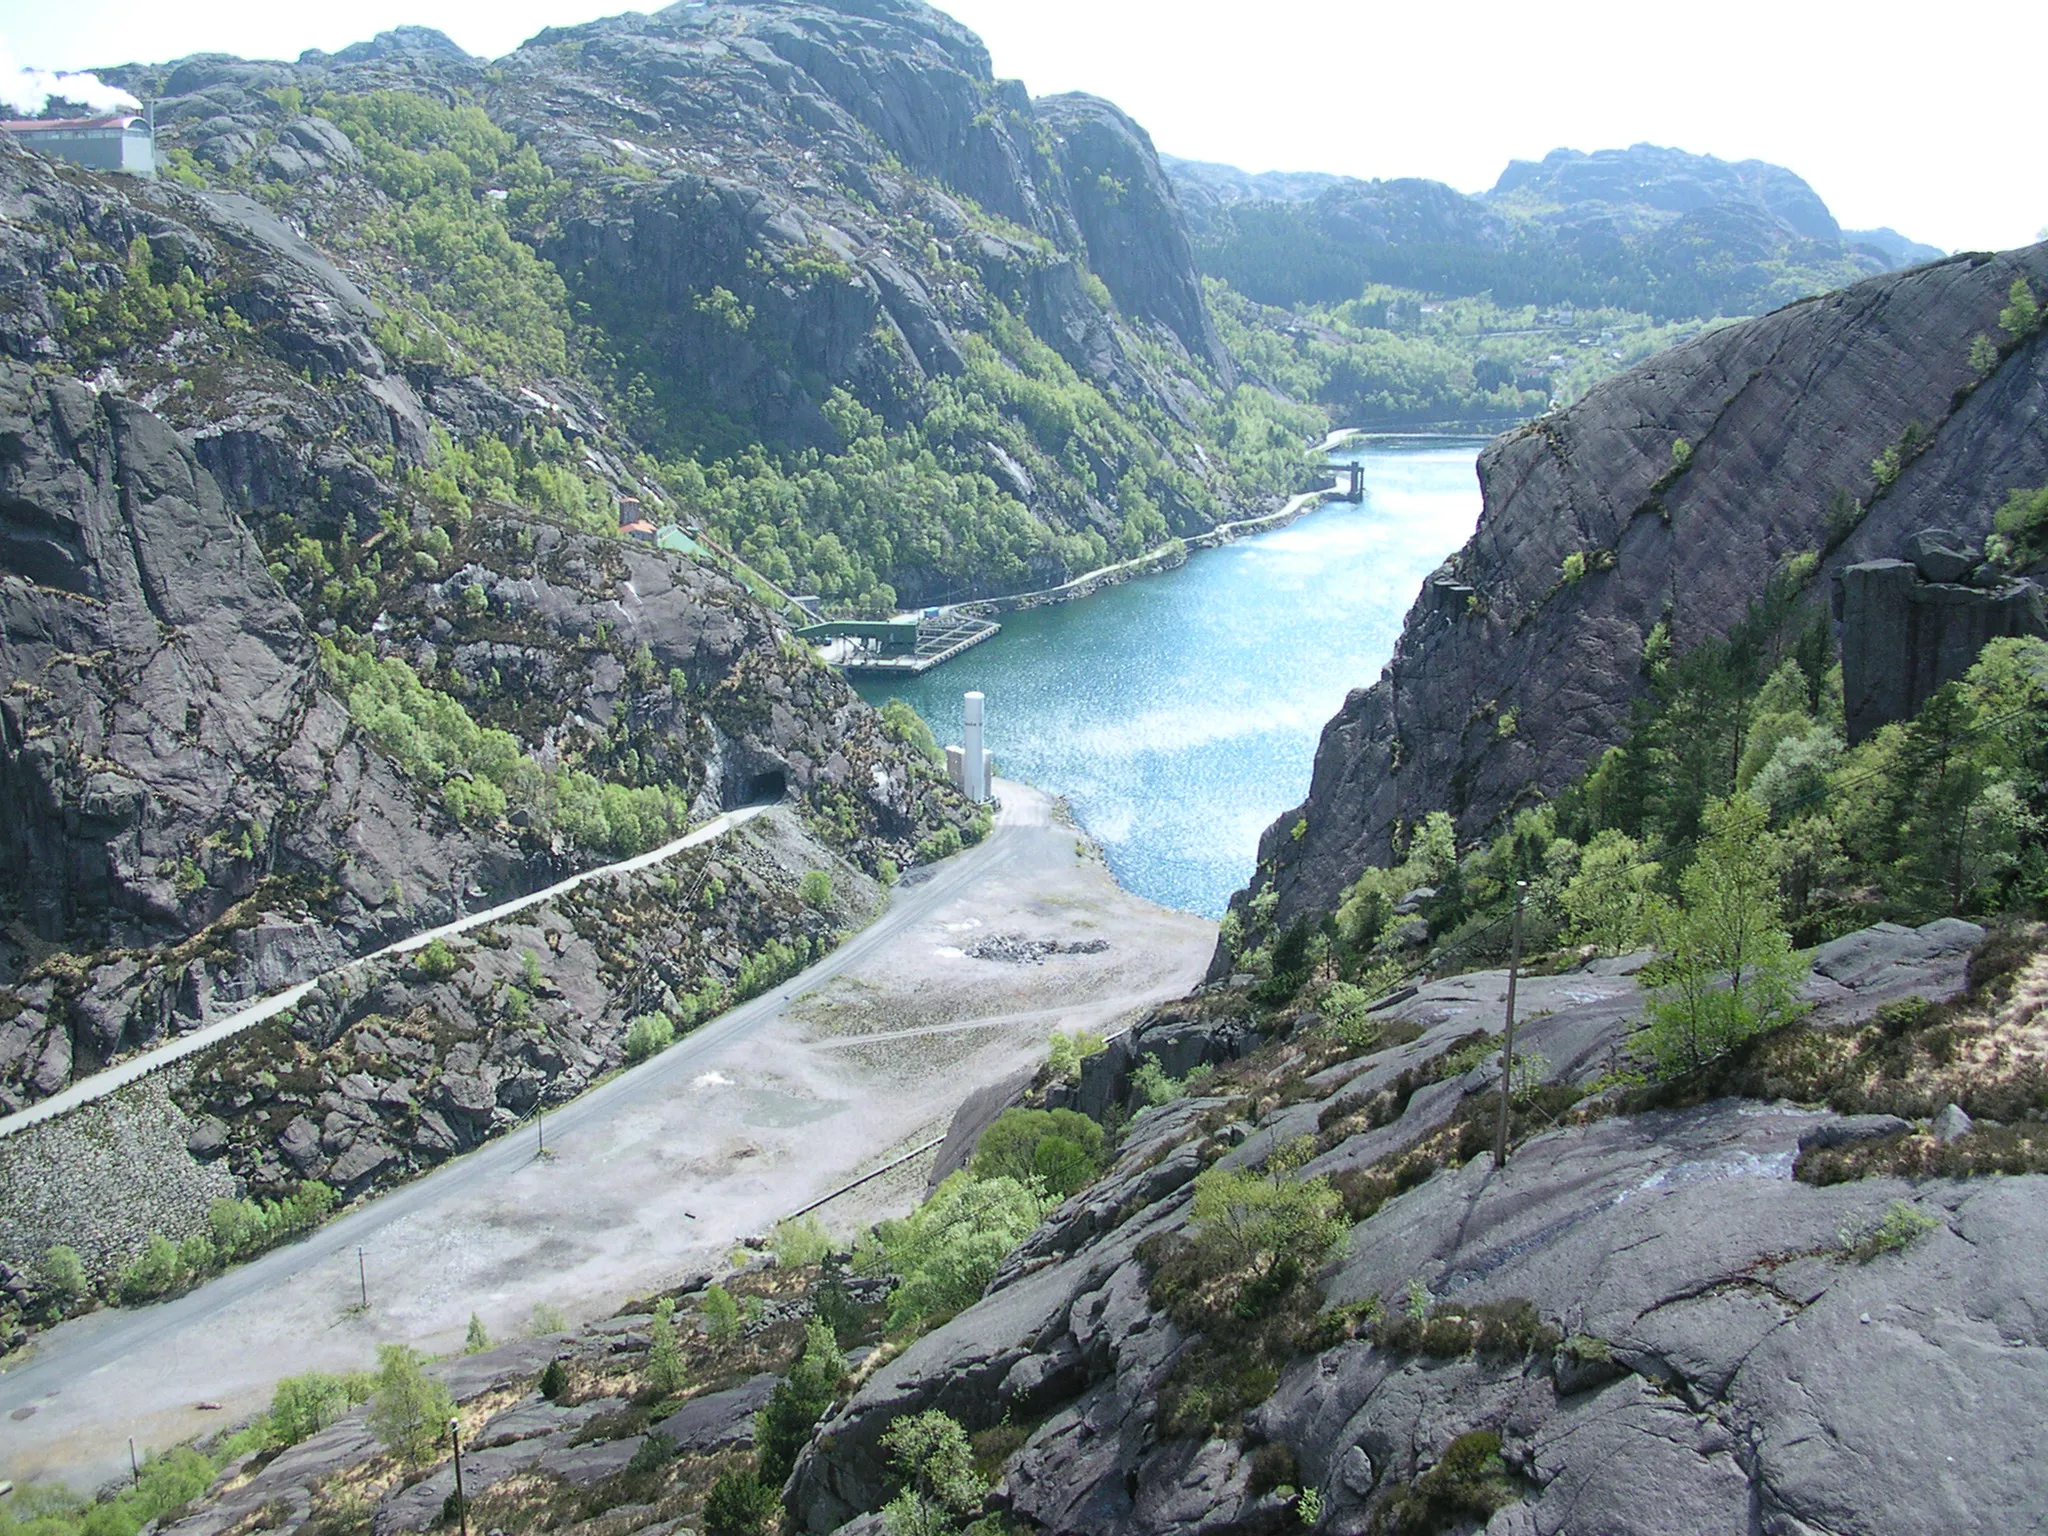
1244;243;2048;935
0;127;969;1108
1034;93;1231;383
137;0;1252;604
0;364;492;955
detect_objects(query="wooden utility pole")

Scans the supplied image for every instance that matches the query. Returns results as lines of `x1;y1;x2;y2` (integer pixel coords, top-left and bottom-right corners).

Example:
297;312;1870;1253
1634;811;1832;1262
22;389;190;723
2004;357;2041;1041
1493;881;1528;1169
357;1246;368;1309
449;1418;470;1536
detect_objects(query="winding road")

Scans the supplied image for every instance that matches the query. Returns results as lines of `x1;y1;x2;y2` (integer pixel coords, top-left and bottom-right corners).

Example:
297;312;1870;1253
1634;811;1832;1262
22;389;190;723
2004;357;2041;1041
0;781;1217;1492
0;805;772;1142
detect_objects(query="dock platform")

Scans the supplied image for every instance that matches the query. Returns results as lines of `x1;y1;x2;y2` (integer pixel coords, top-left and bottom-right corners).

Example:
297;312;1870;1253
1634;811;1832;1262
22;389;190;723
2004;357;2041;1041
806;613;1002;675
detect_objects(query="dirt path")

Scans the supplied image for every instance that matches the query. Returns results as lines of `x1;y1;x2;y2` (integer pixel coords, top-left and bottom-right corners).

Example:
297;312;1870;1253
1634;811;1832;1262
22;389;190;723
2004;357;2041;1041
0;782;1214;1493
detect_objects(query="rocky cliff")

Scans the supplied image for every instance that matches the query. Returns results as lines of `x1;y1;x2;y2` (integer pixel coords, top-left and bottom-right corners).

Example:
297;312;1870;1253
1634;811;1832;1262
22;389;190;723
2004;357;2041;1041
1240;241;2048;938
95;1;1275;612
0;101;973;1109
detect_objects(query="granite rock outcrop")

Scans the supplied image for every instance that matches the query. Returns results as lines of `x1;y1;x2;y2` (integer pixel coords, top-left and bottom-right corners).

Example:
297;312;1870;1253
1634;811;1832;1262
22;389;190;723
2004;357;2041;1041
1238;241;2048;939
787;920;2048;1536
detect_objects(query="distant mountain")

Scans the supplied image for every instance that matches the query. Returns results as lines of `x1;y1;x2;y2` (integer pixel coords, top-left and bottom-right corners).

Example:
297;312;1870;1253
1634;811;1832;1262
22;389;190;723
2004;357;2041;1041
1847;225;1949;267
1486;142;1842;242
1168;141;1942;319
1156;153;1342;230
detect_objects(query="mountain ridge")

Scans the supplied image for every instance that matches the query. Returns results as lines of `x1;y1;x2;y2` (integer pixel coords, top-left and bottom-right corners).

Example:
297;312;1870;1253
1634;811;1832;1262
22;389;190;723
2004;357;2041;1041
1172;140;1942;320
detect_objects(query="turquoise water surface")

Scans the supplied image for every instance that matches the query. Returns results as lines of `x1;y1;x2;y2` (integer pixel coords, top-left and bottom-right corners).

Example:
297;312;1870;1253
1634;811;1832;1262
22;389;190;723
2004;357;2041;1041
855;439;1486;916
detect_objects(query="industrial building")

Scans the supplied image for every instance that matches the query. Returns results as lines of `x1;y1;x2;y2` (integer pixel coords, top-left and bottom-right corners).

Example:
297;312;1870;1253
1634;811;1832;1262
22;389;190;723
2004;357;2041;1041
795;610;1000;675
0;114;155;177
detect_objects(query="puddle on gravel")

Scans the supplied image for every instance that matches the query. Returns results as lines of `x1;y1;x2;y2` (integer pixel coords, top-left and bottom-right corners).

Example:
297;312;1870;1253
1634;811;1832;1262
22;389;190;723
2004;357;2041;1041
734;1088;844;1128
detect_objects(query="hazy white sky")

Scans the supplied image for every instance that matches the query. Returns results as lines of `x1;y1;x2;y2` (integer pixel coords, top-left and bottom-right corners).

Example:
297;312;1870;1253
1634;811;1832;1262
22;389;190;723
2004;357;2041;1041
4;0;2043;253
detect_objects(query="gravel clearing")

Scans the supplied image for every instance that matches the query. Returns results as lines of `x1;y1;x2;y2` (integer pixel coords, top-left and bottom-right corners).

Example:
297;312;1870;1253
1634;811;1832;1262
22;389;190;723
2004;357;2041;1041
0;782;1214;1493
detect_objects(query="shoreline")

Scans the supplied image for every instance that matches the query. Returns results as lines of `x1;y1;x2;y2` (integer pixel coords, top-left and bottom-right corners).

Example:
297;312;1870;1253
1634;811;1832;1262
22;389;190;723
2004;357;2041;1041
942;428;1502;623
954;479;1339;618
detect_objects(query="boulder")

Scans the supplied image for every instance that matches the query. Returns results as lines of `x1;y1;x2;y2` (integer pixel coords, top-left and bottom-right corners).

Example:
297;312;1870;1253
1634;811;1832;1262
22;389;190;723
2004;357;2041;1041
1907;527;1980;583
1839;559;2046;742
186;1117;230;1159
653;1373;778;1453
1811;917;1984;996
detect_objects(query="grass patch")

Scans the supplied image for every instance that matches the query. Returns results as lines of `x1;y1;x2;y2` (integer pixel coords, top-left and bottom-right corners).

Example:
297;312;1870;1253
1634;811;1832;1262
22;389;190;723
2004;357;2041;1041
1136;1154;1349;1440
1630;927;2048;1153
1369;1430;1524;1535
1802;1123;2048;1184
1838;1199;1941;1261
1366;1296;1561;1361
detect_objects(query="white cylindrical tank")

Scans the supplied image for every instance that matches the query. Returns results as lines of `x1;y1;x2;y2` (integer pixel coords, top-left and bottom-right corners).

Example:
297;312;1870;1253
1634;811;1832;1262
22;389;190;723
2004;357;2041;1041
962;691;986;801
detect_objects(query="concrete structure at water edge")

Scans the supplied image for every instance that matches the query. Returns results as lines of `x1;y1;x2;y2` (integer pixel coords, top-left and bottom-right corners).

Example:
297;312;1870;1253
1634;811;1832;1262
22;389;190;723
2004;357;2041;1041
797;611;1000;675
0;115;155;177
946;691;993;802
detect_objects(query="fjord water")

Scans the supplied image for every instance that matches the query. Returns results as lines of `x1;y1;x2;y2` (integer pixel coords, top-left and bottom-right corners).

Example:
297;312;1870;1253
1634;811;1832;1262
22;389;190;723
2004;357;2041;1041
855;439;1487;917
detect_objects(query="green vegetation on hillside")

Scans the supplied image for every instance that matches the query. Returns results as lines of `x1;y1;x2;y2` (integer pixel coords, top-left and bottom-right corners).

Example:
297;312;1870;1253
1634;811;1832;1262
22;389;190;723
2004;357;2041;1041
638;315;1319;613
969;1107;1108;1197
858;1170;1053;1333
1230;556;2048;1043
1209;278;1715;428
318;90;569;376
1988;477;2048;571
197;87;1323;615
321;639;694;856
1140;1143;1349;1437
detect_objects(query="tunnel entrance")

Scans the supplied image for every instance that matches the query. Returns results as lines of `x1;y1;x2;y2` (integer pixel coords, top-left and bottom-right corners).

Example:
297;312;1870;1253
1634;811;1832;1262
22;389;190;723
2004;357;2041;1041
744;769;787;805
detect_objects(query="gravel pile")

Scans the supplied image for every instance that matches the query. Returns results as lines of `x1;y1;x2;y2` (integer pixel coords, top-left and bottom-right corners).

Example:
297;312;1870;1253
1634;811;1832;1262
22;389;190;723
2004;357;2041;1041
964;935;1111;964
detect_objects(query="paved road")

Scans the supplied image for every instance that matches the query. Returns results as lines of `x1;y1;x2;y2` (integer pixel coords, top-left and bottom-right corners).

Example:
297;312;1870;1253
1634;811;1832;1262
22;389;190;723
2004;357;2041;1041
1;780;1216;1492
0;806;770;1141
